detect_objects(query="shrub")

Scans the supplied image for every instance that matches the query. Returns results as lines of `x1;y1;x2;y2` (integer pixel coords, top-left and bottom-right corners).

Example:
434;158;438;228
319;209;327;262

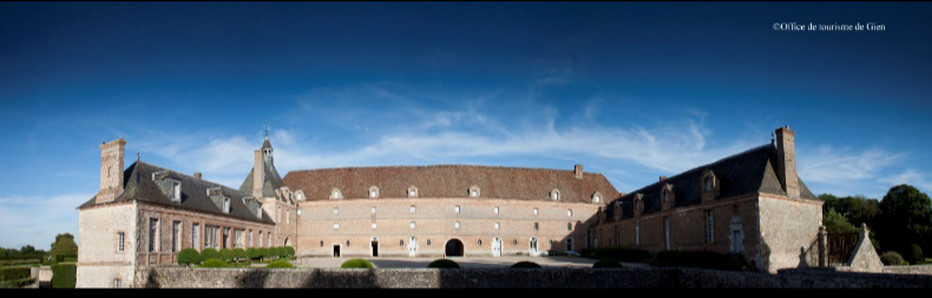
201;258;229;268
592;260;623;268
272;247;283;259
51;264;76;288
906;244;924;264
247;248;260;260
232;248;247;263
0;277;35;288
219;248;234;262
267;259;293;268
200;248;220;261
651;250;745;271
258;247;269;260
177;248;202;266
881;251;907;265
284;246;295;258
580;247;651;262
427;259;460;268
0;267;31;281
510;261;541;268
340;259;374;269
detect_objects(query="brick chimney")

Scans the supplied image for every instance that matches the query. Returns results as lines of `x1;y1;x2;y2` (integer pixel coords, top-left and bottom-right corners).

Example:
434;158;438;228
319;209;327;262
775;125;799;198
574;164;583;179
96;138;126;204
253;149;265;198
194;172;202;180
659;176;667;181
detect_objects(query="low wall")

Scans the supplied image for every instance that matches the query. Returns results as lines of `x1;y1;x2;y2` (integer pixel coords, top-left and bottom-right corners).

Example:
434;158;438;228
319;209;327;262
136;266;932;288
884;265;932;275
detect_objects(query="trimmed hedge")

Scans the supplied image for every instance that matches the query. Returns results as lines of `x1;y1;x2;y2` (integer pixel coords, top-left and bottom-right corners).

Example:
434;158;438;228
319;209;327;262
427;259;460;268
232;248;247;262
200;248;220;261
650;250;745;271
510;261;541;268
247;248;260;260
0;259;40;266
592;260;623;268
258;248;269;260
340;259;374;269
580;247;652;262
881;251;907;265
267;259;293;268
51;264;76;288
201;258;229;268
0;267;31;281
284;246;295;258
219;248;234;262
0;277;35;288
177;248;202;266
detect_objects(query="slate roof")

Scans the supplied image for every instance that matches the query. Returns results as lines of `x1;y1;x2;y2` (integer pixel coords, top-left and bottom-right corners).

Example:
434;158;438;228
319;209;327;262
282;165;620;203
602;144;818;223
78;161;275;225
239;157;285;198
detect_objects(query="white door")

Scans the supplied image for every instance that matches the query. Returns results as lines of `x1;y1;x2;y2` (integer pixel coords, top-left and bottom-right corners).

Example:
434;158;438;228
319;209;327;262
529;237;538;256
408;236;418;257
492;237;502;257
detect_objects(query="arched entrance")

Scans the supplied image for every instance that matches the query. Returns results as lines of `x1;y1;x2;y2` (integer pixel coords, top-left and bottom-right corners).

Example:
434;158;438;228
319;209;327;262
492;237;502;257
444;238;464;257
283;237;291;247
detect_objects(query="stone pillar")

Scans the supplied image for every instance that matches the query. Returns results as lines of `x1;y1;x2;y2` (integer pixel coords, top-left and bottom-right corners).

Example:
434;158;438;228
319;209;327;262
817;225;827;267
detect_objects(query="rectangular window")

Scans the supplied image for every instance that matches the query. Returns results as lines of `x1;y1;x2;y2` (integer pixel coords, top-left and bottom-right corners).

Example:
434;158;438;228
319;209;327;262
706;210;714;244
248;230;253;248
222;228;230;249
148;218;159;252
635;221;640;246
192;224;200;251
494;206;500;214
117;232;125;252
171;180;181;202
664;217;671;250
205;226;219;249
258;231;263;247
534;222;539;231
268;234;272;247
172;220;181;252
410;205;416;213
454;205;461;213
371;206;376;214
113;278;121;288
566;238;574;252
234;229;244;249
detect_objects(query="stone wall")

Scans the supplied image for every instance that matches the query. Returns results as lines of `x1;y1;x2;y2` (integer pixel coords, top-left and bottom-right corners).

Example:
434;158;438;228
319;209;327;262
884;265;932;275
136;266;932;288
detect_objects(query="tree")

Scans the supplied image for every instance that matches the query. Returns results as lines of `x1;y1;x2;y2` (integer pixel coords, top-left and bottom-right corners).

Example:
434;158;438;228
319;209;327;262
877;184;932;262
823;209;857;233
19;245;36;255
50;233;78;261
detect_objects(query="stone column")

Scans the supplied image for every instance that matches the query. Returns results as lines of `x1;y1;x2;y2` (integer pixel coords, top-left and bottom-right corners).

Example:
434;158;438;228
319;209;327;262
817;225;827;267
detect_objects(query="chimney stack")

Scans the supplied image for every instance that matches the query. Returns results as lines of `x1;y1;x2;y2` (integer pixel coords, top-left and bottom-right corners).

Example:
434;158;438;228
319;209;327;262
253;149;265;198
659;176;667;181
194;172;202;180
96;138;127;204
775;125;799;198
574;164;583;179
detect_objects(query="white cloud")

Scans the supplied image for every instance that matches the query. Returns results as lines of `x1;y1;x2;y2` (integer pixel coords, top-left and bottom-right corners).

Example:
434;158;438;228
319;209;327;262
799;146;905;183
881;169;932;194
0;193;91;249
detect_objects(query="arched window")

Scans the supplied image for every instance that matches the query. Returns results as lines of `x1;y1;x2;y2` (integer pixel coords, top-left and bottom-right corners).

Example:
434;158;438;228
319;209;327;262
295;190;305;201
591;192;602;203
551;189;560;201
407;186;418;198
468;185;481;197
330;188;343;200
368;186;379;198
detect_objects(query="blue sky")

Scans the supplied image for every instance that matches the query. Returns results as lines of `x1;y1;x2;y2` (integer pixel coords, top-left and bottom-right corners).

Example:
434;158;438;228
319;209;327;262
1;2;930;249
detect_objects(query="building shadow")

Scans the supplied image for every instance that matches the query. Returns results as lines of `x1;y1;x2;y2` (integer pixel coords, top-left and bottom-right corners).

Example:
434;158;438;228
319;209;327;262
236;269;270;288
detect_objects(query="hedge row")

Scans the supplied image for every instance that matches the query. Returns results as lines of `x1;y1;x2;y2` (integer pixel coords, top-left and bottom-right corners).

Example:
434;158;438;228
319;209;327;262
0;267;31;281
580;247;652;262
0;277;35;288
0;259;40;266
51;264;76;288
650;250;746;271
186;246;295;265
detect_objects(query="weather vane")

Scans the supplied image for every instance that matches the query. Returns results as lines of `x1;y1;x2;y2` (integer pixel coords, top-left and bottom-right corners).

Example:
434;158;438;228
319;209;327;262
264;118;269;139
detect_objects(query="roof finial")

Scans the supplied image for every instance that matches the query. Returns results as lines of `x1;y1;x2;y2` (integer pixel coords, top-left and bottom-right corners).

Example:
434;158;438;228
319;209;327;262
264;118;269;140
136;151;140;162
771;131;775;146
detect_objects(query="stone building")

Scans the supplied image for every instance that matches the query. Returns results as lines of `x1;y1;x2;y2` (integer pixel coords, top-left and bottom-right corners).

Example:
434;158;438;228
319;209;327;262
76;125;830;287
591;126;824;273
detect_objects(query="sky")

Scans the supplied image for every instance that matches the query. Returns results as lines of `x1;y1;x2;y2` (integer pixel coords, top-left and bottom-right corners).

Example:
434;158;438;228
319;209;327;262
1;2;930;249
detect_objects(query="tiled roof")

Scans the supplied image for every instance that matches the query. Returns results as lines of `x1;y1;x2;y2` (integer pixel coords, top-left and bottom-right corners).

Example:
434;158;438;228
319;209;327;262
78;161;275;225
282;165;620;203
239;159;285;198
602;144;818;223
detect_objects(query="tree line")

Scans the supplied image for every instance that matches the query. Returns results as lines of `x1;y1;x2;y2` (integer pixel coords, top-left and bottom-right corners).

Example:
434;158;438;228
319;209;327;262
820;184;932;264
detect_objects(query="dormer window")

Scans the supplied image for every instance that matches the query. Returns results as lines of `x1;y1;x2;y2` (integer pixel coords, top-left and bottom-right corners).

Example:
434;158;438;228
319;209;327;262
407;186;418;198
368;186;379;198
222;198;230;214
705;177;712;192
257;209;262;219
591;192;602;203
468;185;480;198
295;190;305;201
551;189;561;201
661;184;674;210
330;188;343;200
171;180;182;203
701;170;719;202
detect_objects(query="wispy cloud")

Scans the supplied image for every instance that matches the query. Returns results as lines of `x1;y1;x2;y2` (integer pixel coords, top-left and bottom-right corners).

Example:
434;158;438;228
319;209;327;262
881;169;932;195
798;146;908;198
0;193;91;249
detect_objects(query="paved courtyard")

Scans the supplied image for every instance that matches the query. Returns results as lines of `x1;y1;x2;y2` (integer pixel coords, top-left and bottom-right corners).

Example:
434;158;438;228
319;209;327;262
294;256;649;269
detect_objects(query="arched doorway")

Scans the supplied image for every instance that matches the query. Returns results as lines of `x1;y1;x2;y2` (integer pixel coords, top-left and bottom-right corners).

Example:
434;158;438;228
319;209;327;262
492;237;502;257
529;237;538;256
283;237;291;247
444;238;464;257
